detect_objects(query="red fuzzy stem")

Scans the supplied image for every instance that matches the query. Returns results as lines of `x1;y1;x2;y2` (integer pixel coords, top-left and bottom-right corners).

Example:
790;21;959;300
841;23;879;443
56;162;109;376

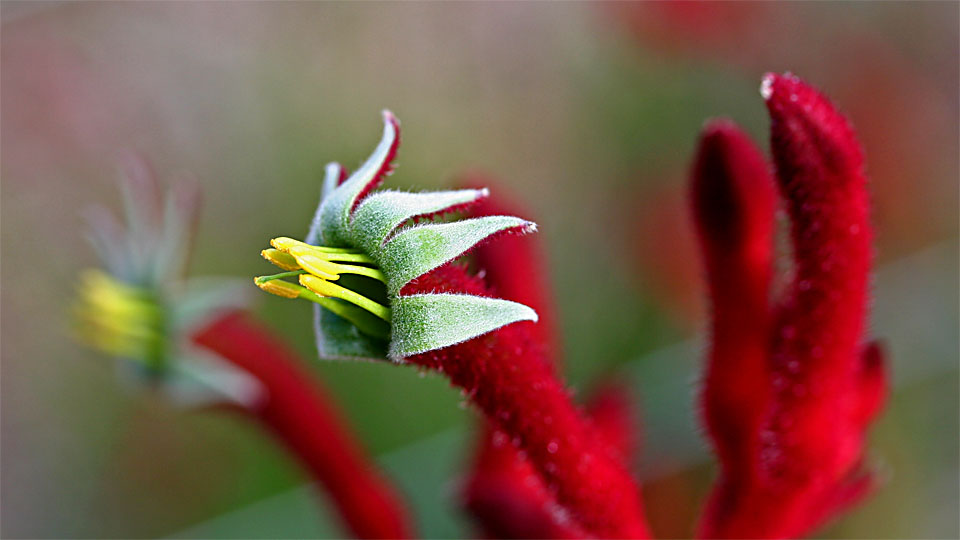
459;180;586;538
461;175;563;365
403;265;651;539
192;312;413;539
463;383;634;540
584;381;636;466
463;424;588;539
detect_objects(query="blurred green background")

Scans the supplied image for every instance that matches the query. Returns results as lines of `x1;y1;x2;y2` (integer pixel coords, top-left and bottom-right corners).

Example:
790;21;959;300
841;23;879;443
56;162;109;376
2;2;957;538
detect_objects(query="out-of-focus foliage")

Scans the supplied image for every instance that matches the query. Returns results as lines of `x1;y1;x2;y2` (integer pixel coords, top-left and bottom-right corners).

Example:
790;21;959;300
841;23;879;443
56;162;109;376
1;2;956;538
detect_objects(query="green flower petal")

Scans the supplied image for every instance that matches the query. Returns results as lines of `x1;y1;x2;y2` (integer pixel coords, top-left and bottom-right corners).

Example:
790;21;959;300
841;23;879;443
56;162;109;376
389;293;538;359
314;305;389;361
379;216;535;296
350;189;489;254
317;111;399;246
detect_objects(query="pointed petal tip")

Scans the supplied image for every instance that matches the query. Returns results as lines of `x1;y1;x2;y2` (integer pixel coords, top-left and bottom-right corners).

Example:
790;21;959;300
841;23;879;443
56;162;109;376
381;109;400;127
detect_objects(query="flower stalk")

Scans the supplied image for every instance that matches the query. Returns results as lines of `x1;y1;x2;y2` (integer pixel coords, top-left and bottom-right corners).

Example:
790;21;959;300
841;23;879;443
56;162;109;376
192;312;413;539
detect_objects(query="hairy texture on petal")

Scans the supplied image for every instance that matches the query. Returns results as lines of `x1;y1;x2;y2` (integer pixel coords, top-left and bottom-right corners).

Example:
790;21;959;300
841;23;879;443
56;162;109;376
350;189;489;254
694;74;887;539
390;293;537;358
381;216;535;296
192;313;413;539
404;264;650;539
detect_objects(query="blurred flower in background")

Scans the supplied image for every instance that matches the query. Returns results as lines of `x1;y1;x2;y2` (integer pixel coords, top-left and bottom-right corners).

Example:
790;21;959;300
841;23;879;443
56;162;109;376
1;2;956;538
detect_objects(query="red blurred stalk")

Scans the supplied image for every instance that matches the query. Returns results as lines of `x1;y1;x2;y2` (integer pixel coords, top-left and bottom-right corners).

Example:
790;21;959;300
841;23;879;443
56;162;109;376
192;312;413;539
403;265;651;539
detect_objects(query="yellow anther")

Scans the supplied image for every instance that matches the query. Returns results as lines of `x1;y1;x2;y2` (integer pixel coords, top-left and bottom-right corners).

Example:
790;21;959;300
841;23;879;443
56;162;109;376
289;250;341;280
261;248;301;271
270;236;303;252
254;276;303;299
257;237;390;337
299;274;391;322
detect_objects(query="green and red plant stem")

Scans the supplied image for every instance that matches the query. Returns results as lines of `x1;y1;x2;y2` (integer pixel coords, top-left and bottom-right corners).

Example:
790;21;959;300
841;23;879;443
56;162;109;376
192;312;413;539
403;265;651;539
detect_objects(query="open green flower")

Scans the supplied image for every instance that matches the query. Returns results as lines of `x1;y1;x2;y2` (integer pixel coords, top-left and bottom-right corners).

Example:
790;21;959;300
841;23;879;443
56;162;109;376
256;111;538;361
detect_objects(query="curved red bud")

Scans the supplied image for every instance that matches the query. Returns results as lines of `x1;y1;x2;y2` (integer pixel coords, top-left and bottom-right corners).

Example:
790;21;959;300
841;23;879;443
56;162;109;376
691;120;776;481
695;74;887;539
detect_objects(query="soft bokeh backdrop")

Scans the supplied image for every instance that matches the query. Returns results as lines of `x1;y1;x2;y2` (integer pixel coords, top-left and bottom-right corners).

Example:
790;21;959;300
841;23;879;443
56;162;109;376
2;2;957;538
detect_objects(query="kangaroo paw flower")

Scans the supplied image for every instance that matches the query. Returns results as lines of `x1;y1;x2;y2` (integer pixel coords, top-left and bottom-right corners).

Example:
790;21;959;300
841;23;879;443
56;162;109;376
255;111;538;362
693;74;888;539
262;117;651;538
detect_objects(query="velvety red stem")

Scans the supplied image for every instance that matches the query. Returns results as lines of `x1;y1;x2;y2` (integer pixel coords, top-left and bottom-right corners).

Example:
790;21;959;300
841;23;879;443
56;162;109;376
463;382;635;539
459;181;585;538
403;265;650;539
192;312;413;539
463;424;588;540
460;175;563;365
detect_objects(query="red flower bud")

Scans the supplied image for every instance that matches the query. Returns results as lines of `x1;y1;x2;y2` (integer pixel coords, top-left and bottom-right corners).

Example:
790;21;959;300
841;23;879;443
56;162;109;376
694;74;888;538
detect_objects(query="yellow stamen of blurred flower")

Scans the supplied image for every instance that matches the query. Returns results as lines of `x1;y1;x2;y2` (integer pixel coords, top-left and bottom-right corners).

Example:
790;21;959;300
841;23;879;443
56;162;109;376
73;270;166;369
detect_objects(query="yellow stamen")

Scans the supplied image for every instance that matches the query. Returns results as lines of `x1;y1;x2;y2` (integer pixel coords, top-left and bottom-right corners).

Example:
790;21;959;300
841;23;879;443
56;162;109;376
254;276;303;299
73;270;167;370
289;251;341;280
299;274;391;322
261;248;300;271
257;237;391;336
